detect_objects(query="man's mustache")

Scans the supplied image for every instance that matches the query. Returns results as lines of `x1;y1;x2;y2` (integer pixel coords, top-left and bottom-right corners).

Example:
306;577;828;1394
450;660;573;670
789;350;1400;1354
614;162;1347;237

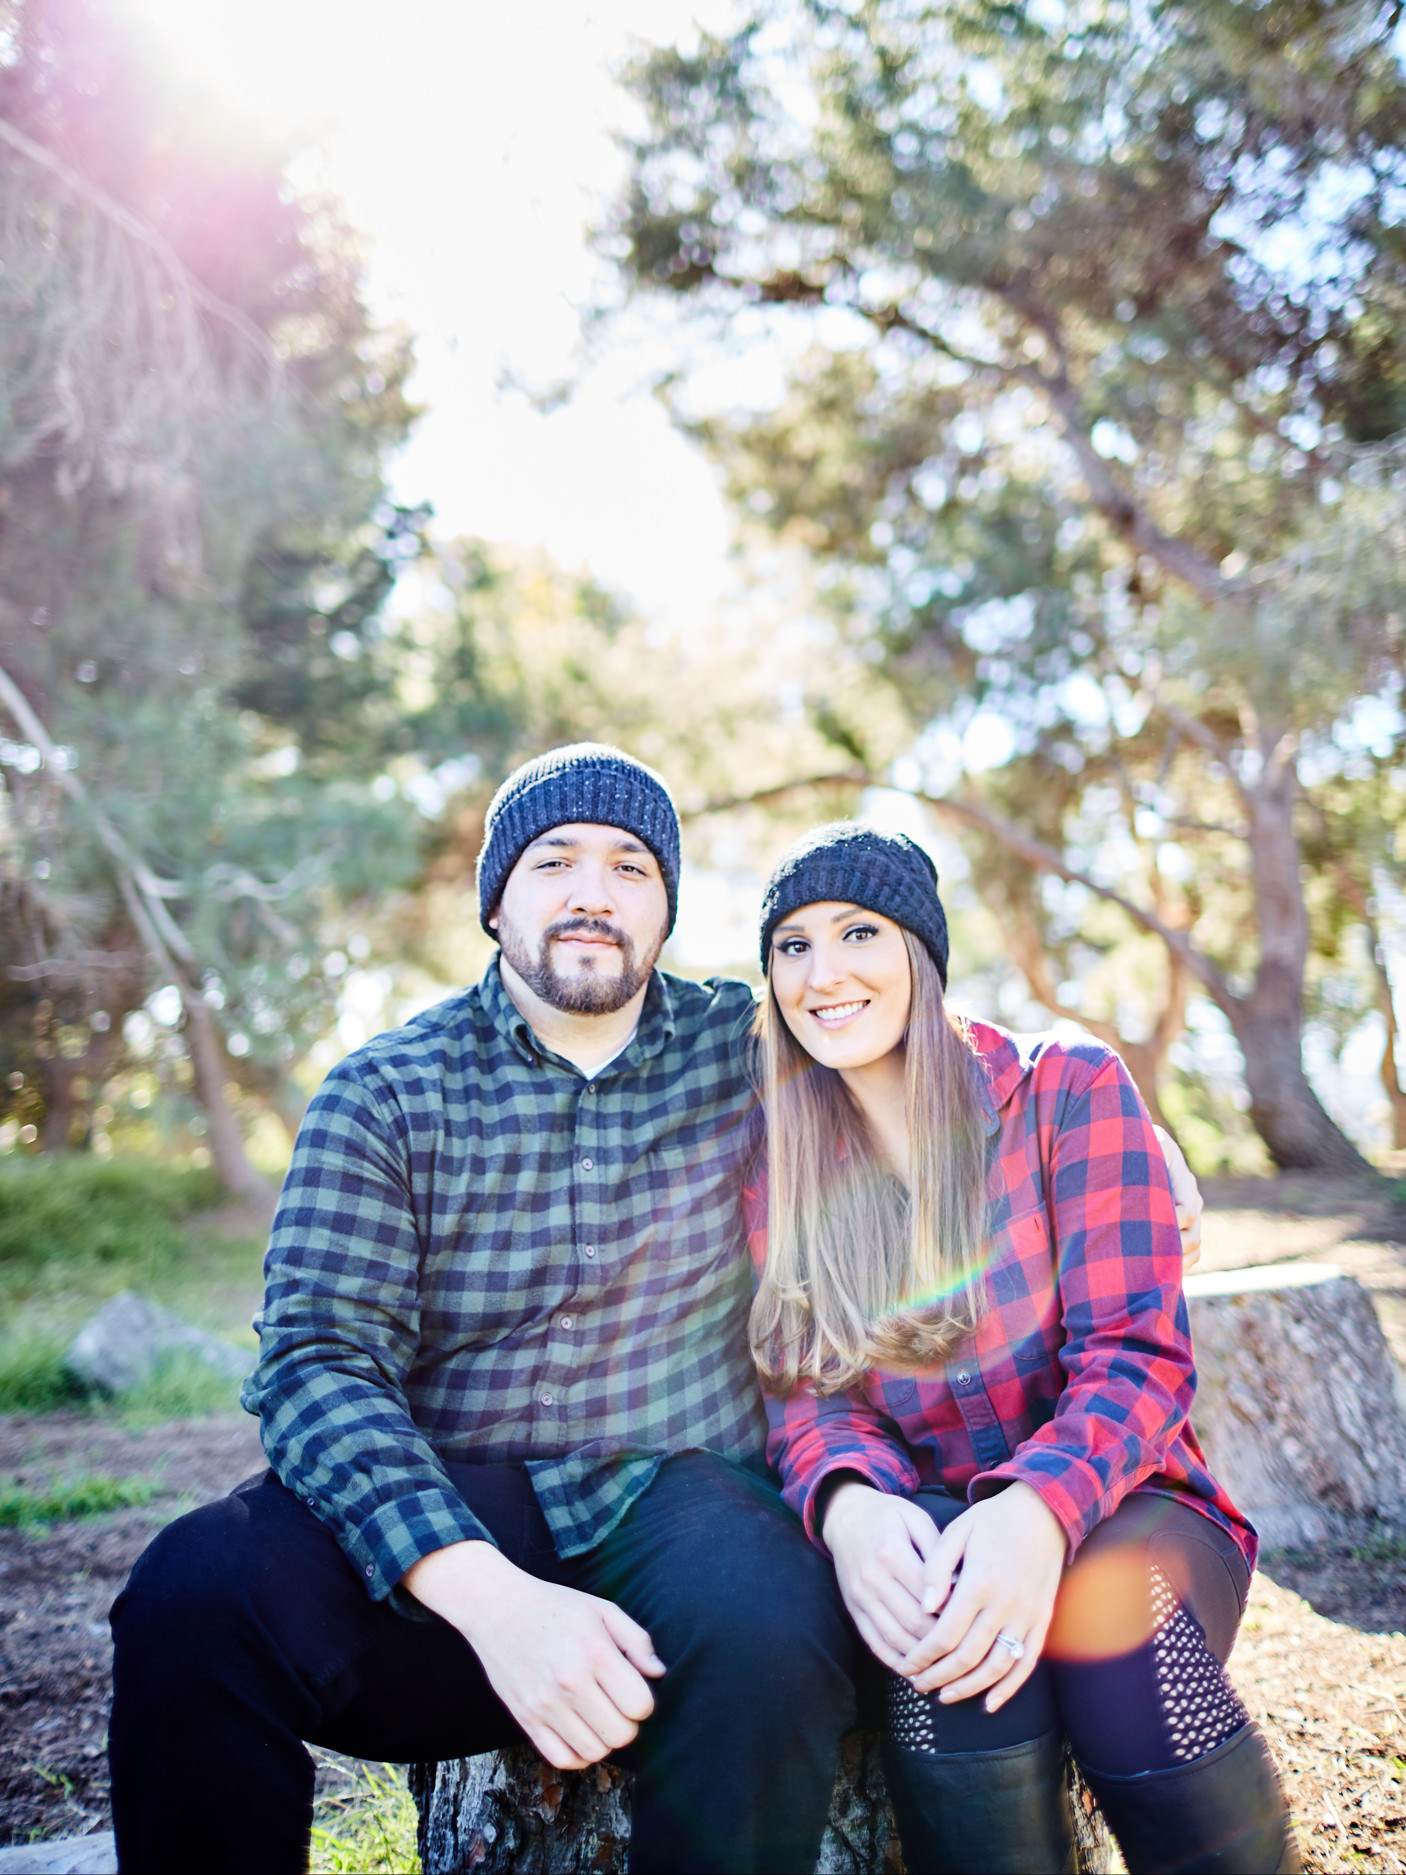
545;917;631;950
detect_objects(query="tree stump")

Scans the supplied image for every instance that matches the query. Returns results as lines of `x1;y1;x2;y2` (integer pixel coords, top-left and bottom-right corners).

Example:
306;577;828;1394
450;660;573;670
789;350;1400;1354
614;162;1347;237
411;1735;1113;1874
1184;1260;1406;1549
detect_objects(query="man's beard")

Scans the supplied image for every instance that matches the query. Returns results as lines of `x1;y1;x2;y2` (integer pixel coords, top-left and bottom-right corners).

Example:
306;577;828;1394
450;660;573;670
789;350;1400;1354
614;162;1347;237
497;912;665;1016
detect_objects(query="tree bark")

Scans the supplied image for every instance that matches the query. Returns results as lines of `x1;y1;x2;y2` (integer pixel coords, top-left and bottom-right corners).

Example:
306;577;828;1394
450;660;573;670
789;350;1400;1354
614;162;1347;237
1184;1261;1406;1549
412;1736;1113;1875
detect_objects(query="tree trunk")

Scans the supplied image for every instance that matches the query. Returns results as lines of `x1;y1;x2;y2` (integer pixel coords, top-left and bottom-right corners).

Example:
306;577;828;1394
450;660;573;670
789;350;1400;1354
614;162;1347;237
1368;921;1406;1152
1184;1261;1406;1549
1220;741;1376;1173
180;990;271;1200
1223;1003;1375;1174
412;1735;1113;1875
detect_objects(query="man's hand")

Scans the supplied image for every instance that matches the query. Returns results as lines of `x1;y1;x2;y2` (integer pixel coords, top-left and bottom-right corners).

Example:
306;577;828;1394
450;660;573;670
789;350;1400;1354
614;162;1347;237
403;1541;665;1770
820;1479;946;1672
1152;1124;1203;1271
900;1481;1067;1713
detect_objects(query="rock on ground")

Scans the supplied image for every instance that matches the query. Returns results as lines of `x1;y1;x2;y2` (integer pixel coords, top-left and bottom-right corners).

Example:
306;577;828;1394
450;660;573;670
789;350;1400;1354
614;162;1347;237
63;1292;254;1395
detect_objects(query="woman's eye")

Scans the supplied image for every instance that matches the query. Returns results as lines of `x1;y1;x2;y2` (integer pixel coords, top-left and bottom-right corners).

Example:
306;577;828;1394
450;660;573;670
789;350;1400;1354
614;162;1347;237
777;939;809;957
844;924;879;941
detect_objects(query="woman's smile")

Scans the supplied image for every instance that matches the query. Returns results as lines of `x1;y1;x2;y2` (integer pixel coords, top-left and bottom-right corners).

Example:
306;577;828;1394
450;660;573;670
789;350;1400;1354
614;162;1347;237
809;998;870;1027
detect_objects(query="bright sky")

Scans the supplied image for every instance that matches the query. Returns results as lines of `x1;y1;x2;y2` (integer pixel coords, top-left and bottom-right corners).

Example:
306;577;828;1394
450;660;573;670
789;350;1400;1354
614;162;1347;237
128;0;742;634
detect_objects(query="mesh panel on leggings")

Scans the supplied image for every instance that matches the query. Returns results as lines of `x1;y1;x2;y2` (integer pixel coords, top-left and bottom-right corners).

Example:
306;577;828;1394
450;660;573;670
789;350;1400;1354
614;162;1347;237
886;1669;939;1754
1149;1564;1249;1762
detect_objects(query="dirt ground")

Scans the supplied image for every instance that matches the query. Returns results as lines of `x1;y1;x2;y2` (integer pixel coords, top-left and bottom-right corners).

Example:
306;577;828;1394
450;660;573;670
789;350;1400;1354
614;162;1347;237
2;1175;1405;1868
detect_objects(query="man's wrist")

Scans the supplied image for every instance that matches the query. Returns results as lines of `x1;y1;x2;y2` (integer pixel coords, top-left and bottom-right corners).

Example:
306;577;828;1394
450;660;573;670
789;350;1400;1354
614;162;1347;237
402;1537;515;1637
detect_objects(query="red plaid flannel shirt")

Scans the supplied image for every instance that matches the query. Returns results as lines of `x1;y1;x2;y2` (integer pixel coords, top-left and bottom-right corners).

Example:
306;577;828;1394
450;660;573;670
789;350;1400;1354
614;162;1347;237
745;1020;1255;1572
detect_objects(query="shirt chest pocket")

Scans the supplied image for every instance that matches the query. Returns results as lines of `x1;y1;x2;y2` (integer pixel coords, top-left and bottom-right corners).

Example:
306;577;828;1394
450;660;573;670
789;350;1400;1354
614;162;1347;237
982;1206;1062;1370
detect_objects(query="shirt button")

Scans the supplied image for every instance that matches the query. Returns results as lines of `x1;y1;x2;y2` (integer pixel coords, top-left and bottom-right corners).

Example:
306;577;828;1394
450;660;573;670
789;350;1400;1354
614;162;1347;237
584;1245;596;1259
586;1082;596;1094
580;1156;593;1170
365;1564;374;1576
956;1370;971;1387
540;1391;555;1407
560;1316;574;1331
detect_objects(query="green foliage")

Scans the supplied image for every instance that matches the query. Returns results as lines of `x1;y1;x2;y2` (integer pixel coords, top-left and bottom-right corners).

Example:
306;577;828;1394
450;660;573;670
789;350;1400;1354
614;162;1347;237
0;0;423;1168
609;0;1406;1163
0;1472;155;1529
0;1155;223;1272
311;1764;421;1875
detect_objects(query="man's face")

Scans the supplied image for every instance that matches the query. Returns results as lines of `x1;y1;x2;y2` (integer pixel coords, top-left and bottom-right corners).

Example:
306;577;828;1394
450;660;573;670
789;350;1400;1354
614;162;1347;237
490;822;670;1015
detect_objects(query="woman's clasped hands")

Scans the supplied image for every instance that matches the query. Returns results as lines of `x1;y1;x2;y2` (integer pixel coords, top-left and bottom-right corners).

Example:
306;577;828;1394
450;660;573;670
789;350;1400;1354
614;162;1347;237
821;1477;1068;1713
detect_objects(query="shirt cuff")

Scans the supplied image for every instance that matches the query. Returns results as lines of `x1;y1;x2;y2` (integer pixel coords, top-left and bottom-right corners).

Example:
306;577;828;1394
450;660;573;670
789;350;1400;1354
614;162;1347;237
799;1448;921;1549
969;1459;1097;1562
340;1484;499;1609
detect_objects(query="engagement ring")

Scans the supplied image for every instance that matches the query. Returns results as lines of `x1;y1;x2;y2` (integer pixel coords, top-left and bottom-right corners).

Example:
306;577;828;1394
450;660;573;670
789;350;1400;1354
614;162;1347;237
994;1631;1025;1661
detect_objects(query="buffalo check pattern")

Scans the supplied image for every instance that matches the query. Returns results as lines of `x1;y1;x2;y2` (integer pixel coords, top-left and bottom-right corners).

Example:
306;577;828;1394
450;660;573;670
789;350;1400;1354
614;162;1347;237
244;962;768;1604
747;1021;1256;1572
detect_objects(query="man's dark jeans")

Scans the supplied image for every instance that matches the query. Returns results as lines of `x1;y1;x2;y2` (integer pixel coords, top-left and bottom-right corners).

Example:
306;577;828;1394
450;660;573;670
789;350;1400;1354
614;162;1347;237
108;1452;857;1875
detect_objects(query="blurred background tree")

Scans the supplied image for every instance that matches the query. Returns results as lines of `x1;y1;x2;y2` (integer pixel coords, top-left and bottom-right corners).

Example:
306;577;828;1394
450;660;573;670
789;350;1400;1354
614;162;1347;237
0;0;424;1191
607;0;1406;1172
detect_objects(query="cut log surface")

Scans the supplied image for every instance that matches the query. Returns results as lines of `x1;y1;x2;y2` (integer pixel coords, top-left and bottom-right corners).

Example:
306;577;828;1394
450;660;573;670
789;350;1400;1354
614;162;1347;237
412;1737;1112;1875
1184;1260;1406;1550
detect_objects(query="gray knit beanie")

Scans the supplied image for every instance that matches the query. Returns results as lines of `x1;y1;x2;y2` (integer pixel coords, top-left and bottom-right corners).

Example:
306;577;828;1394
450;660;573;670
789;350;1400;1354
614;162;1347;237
759;823;949;986
476;743;681;937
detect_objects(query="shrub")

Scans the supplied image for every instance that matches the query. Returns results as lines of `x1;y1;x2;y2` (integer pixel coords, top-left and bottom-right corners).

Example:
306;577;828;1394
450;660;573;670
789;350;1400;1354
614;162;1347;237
0;1156;224;1273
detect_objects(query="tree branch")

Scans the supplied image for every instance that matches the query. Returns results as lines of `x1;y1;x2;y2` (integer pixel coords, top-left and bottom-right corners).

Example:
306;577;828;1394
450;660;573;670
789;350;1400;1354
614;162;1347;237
687;767;1239;1014
0;114;282;380
0;664;270;1197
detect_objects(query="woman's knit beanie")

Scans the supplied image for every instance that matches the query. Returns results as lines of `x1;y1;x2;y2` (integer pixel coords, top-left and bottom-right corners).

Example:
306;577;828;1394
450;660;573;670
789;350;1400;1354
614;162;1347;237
476;743;682;937
759;822;949;986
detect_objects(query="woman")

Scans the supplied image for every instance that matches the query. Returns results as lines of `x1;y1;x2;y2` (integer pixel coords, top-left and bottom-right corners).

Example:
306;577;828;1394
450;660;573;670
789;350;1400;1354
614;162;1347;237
747;823;1297;1875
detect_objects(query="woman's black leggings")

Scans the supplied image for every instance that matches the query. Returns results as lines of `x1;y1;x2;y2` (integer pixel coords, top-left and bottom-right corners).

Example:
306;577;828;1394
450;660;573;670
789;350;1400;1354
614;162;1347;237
885;1490;1252;1778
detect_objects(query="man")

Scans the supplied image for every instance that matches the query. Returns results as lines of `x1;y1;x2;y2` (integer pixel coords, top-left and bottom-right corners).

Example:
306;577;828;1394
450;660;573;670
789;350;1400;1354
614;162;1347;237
109;745;858;1875
109;742;1202;1874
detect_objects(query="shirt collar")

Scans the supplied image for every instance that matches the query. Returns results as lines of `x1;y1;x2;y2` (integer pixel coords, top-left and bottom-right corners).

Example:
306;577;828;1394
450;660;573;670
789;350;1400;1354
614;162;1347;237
965;1018;1043;1135
480;954;677;1072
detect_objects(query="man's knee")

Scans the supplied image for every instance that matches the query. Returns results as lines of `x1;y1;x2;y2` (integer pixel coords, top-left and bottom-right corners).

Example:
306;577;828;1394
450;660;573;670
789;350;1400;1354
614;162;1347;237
616;1458;856;1703
113;1490;261;1650
112;1472;369;1685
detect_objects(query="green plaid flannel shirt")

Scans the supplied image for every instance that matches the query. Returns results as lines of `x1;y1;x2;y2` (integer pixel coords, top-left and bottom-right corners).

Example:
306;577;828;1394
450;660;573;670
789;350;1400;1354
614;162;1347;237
242;961;768;1604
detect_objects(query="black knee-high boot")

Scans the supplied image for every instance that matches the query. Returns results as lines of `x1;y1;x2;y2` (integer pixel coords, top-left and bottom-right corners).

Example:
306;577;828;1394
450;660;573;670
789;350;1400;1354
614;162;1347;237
1081;1722;1300;1874
881;1726;1077;1875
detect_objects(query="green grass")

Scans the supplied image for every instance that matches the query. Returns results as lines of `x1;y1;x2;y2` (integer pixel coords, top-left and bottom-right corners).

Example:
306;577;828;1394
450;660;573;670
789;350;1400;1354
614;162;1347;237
0;1332;247;1421
104;1349;246;1426
0;1152;266;1419
0;1155;224;1273
0;1329;85;1414
311;1764;421;1874
0;1471;155;1529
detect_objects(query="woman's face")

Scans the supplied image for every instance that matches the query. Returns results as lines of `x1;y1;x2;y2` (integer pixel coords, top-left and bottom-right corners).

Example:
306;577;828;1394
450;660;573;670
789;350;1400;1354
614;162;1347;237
769;901;913;1071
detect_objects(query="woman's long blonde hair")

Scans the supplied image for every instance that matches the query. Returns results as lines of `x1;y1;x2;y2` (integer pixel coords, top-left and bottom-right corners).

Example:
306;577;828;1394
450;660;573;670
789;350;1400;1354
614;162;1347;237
749;930;990;1395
